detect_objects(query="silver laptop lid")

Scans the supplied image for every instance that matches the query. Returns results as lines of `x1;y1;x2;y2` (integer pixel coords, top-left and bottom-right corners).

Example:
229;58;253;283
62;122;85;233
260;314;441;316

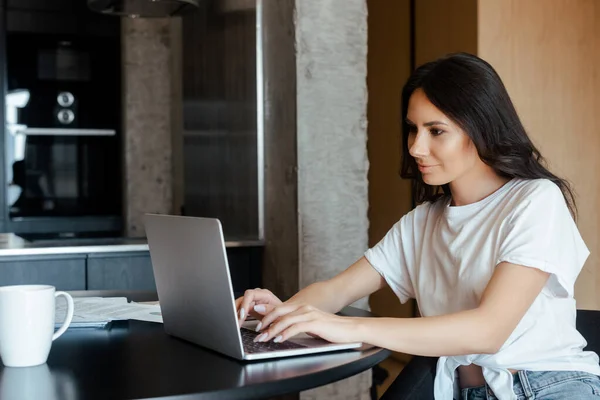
144;214;244;359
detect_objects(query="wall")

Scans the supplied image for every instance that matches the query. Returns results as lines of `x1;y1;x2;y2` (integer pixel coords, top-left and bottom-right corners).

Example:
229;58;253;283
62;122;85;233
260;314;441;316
262;0;299;301
170;18;184;221
478;0;600;310
415;0;600;309
179;3;259;240
414;0;477;65
365;0;415;365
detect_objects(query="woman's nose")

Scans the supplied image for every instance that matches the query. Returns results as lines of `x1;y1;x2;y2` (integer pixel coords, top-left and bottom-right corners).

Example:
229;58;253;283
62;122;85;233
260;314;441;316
409;132;430;158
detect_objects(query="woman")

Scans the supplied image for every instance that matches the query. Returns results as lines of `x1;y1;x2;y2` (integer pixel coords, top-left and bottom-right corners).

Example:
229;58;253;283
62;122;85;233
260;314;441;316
236;53;600;399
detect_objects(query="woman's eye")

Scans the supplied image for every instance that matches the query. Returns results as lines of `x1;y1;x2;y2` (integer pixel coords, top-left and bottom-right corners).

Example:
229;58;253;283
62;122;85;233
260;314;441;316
408;125;417;133
430;128;444;136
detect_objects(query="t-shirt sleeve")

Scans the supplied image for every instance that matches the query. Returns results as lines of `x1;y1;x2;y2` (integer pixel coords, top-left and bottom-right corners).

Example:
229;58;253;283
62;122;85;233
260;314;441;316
364;213;416;304
497;180;589;298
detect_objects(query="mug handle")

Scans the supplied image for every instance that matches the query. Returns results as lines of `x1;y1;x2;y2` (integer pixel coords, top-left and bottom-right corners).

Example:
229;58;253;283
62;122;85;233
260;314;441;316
53;291;74;341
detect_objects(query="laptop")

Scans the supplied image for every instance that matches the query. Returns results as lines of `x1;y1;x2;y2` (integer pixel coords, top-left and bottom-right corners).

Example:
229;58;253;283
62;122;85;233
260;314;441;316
144;214;363;361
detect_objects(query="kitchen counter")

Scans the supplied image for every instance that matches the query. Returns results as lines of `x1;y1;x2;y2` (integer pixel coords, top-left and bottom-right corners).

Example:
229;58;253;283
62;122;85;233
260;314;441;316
0;234;264;257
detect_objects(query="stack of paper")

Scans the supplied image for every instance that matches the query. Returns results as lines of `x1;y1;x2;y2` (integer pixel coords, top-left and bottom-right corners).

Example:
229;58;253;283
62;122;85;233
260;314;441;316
55;297;163;329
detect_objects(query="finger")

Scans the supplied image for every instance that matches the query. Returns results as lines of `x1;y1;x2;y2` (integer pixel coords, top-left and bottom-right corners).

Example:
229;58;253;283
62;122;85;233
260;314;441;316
235;297;245;324
257;303;307;332
235;297;244;312
239;289;266;323
268;321;313;344
252;303;275;315
239;288;280;318
256;288;283;307
250;304;277;330
255;308;314;342
238;289;278;324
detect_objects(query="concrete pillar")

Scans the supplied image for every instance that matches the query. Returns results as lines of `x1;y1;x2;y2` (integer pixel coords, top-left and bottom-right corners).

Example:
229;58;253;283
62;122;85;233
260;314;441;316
295;0;370;298
122;18;175;236
296;3;371;397
262;0;372;398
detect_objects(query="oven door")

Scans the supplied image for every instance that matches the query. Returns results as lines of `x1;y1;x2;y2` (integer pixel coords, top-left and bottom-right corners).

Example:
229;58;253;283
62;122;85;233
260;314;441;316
6;32;121;132
6;131;121;218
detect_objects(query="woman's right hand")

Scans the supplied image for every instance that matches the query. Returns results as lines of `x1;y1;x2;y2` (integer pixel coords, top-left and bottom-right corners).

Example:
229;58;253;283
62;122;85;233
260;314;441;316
235;288;283;325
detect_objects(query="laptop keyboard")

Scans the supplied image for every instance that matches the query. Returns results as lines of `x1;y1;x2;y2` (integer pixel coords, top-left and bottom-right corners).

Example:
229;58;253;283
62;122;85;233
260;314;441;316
241;327;307;353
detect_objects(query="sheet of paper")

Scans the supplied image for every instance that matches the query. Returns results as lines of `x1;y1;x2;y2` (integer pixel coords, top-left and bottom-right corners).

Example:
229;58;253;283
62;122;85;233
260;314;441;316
55;297;124;328
55;297;163;329
100;302;163;323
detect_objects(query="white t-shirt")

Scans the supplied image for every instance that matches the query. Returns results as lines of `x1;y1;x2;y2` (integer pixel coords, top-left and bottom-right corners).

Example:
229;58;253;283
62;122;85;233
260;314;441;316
364;178;600;400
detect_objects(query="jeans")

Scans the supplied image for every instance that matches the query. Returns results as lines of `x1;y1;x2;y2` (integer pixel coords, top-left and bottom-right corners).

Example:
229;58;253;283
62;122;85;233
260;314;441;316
461;370;600;400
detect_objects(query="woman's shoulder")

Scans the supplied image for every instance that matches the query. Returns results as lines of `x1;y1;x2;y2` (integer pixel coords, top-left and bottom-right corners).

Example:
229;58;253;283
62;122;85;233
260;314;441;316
505;178;564;203
502;178;571;224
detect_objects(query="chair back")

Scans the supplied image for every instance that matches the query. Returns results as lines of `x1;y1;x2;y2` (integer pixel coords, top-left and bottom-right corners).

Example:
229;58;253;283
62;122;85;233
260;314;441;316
577;309;600;356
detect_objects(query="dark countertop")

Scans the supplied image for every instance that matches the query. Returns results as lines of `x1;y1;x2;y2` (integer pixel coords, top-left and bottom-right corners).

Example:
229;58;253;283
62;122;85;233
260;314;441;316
0;234;264;257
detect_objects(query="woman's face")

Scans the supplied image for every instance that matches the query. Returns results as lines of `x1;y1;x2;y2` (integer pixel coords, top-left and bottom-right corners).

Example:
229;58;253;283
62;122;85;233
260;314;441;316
406;89;482;186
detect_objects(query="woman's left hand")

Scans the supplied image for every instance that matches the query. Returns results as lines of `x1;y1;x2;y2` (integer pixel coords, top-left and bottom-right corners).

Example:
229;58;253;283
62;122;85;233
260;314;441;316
253;303;361;344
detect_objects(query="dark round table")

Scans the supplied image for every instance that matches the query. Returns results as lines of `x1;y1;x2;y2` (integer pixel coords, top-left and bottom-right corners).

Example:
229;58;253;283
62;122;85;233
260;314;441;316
0;307;390;400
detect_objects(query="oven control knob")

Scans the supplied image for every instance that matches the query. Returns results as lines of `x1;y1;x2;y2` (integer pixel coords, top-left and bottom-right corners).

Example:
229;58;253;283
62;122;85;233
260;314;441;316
57;92;75;107
57;109;75;124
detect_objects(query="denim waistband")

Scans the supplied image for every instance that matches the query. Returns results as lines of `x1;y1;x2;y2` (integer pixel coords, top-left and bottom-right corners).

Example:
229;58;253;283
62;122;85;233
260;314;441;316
513;370;599;397
461;370;600;399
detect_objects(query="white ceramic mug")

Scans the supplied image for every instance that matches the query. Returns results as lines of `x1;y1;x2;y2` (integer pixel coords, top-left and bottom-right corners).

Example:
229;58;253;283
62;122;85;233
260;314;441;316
0;285;74;367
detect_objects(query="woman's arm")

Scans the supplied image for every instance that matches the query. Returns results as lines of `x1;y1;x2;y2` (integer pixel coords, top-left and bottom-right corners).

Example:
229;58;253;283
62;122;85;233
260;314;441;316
286;257;387;313
257;262;549;356
238;256;387;322
355;262;549;355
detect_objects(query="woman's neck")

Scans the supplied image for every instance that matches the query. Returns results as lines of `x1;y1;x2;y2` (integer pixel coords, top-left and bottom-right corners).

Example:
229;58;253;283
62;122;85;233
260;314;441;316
448;167;510;207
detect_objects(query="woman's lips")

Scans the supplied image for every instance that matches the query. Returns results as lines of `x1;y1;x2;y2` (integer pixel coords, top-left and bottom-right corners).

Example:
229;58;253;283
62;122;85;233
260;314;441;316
418;164;438;173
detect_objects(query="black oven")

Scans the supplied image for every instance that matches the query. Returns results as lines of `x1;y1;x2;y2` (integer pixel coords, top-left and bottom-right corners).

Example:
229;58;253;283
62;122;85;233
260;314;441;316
3;5;122;238
6;33;120;132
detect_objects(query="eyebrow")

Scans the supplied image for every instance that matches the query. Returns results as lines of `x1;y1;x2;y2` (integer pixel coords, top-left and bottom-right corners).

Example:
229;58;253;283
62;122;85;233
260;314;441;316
405;118;448;127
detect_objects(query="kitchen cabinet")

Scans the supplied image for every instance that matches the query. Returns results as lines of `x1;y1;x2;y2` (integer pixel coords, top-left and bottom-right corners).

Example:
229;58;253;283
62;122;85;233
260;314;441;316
0;245;263;294
86;247;262;293
0;254;86;290
87;251;155;291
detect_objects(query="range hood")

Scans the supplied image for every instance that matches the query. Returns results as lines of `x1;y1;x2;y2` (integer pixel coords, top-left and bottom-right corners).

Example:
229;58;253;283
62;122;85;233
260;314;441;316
88;0;199;18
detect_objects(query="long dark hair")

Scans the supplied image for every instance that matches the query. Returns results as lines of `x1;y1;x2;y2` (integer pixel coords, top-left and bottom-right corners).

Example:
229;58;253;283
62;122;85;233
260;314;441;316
400;52;577;218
